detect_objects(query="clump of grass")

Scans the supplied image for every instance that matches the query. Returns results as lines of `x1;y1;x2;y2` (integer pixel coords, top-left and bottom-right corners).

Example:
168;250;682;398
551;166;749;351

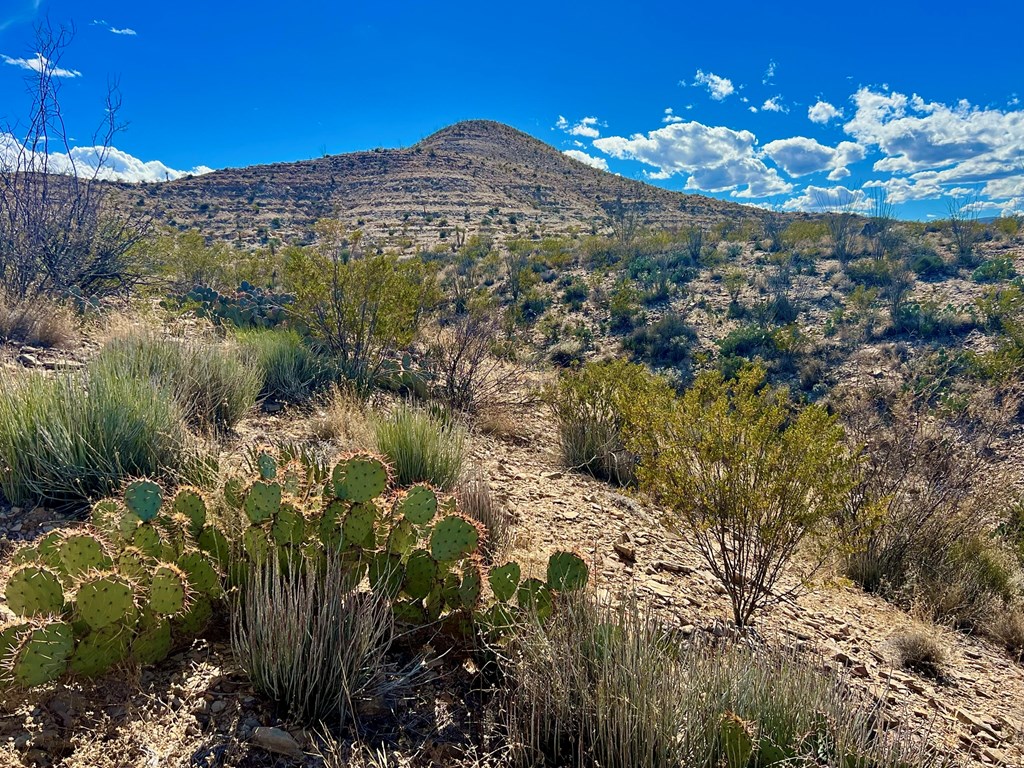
0;369;215;507
893;627;947;678
989;607;1024;661
508;593;943;768
373;402;465;490
457;466;512;560
231;553;403;728
235;328;337;403
90;331;260;430
311;384;374;450
0;290;75;347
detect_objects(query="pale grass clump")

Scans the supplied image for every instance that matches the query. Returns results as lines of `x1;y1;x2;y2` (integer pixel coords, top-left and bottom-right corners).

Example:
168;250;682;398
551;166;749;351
312;384;375;450
508;593;945;768
0;289;76;347
231;553;401;728
373;402;465;491
457;465;513;561
893;626;948;678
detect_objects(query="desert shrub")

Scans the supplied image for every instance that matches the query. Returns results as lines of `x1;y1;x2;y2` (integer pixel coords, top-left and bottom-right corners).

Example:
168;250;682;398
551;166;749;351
623;313;695;368
626;364;854;626
893;627;947;678
236;328;336;402
0;290;75;347
0;369;215;507
782;219;829;249
90;332;260;430
607;279;643;332
508;593;940;768
972;256;1017;283
561;278;589;311
908;248;949;279
989;608;1024;661
373;402;465;490
231;552;398;727
718;324;777;358
548;360;673;486
311;384;374;450
457;465;512;561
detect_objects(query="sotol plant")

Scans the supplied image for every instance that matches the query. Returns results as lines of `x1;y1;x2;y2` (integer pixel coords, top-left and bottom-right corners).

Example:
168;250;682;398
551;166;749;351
1;480;227;687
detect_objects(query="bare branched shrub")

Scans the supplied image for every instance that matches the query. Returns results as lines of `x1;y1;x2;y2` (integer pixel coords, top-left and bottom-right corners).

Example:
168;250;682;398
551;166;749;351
947;193;981;266
458;465;513;561
0;22;149;300
813;190;857;263
231;553;400;728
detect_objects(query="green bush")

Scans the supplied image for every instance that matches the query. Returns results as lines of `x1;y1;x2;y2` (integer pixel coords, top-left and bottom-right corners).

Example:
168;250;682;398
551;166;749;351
908;249;948;279
972;256;1017;283
373;403;465;490
548;360;672;486
0;370;215;507
236;328;336;402
91;333;260;430
623;313;695;368
508;594;940;768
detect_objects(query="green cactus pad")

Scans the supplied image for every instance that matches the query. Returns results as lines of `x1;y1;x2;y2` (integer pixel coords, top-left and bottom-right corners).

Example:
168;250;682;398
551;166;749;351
280;460;307;498
197;527;231;570
149;565;188;616
478;603;516;639
69;624;129;677
90;499;127;540
173;595;213;636
517;578;553;621
59;533;112;577
368;553;404;598
242;527;272;563
333;455;388;502
132;616;172;665
430;515;480;562
9;621;74;687
271;503;305;547
132;523;163;559
546;551;589;592
392;600;427;625
719;712;755;768
244;481;282;524
424;583;445;622
178;552;221;597
256;451;278;481
488;562;521;603
342;502;377;550
223;477;246;508
10;544;39;568
459;563;483;610
0;622;29;663
403;549;438;599
156;518;188;561
171;488;207;533
397;485;437;525
318;499;348;549
4;565;65;617
386;519;417;556
440;571;461;612
124;480;163;522
75;574;136;630
116;547;152;581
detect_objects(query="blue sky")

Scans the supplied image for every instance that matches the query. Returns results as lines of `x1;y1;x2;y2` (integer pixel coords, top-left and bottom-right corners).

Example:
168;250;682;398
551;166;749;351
1;0;1022;219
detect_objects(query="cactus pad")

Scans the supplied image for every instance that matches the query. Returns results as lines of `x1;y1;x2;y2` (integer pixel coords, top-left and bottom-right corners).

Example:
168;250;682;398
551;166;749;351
546;551;589;592
90;499;127;540
197;526;231;570
318;500;347;549
392;600;426;625
223;476;246;508
117;547;152;581
368;553;404;598
333;455;388;502
8;621;74;687
488;562;521;603
342;502;377;550
459;563;483;609
149;565;188;616
171;488;207;532
173;595;213;636
271;503;305;547
244;481;282;524
403;549;438;599
124;479;163;522
59;533;112;577
132;523;163;559
386;518;417;556
256;451;278;481
69;624;129;677
243;527;272;563
4;565;65;617
397;485;437;525
75;574;136;630
132;616;172;665
719;712;755;768
517;578;553;621
178;552;221;597
430;515;479;562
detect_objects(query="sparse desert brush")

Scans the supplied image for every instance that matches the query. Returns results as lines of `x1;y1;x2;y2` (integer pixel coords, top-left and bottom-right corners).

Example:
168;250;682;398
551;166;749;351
458;465;512;560
893;626;947;678
988;606;1024;661
90;331;260;430
0;289;76;347
235;327;336;402
0;368;215;507
311;384;374;450
508;593;941;768
373;402;465;490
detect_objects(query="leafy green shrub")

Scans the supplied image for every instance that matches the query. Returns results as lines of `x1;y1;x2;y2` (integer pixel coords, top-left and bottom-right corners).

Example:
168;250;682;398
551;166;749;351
845;257;893;287
236;328;336;402
608;279;643;333
508;593;940;768
718;324;777;358
91;333;260;430
908;249;949;280
373;403;465;490
627;365;853;626
623;313;695;368
971;256;1017;283
548;360;672;486
0;371;215;507
561;279;588;311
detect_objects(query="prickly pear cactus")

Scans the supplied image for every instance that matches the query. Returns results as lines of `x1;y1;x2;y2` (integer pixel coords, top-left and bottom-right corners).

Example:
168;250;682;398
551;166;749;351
4;565;65;617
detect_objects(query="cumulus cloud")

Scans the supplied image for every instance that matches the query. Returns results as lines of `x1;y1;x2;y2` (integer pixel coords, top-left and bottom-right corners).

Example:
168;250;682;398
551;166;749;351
782;184;869;212
761;96;787;113
2;53;80;78
593;121;792;198
556;115;603;138
663;108;683;124
761;136;865;178
808;100;843;124
0;133;213;182
562;149;609;171
691;69;735;101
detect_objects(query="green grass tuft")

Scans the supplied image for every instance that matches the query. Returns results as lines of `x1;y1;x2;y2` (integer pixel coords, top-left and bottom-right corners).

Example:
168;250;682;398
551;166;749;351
373;403;465;491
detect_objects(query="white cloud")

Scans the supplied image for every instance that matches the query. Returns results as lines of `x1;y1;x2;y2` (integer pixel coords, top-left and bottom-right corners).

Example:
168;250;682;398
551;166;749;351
808;100;843;124
2;53;80;78
562;149;608;171
593;121;792;198
691;69;735;101
555;115;603;138
662;108;683;124
110;27;137;36
762;60;776;85
761;96;787;113
1;133;212;183
782;184;868;212
761;136;865;177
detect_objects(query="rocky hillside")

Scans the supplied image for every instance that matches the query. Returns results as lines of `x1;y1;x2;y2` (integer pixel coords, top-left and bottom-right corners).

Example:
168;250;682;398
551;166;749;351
116;120;764;248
